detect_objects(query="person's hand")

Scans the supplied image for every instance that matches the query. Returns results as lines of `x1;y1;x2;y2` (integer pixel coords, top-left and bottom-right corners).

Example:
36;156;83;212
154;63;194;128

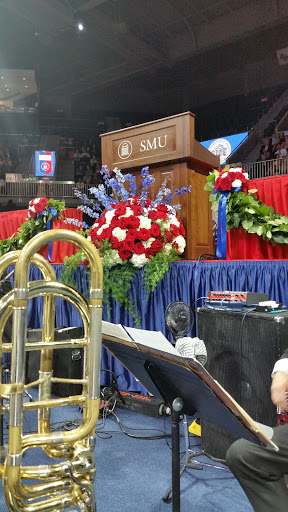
271;371;288;411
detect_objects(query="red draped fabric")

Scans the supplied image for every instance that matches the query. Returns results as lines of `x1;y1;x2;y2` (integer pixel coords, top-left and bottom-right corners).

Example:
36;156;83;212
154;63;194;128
0;208;83;264
227;175;288;260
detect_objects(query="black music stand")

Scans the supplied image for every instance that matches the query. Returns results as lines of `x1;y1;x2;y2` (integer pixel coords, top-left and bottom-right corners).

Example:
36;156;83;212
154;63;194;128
102;338;276;512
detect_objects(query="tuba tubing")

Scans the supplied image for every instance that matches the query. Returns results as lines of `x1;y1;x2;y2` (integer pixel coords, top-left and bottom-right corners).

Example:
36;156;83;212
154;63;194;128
0;230;103;512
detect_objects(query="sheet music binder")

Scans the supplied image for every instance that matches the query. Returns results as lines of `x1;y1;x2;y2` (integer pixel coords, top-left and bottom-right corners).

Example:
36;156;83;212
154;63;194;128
102;324;277;451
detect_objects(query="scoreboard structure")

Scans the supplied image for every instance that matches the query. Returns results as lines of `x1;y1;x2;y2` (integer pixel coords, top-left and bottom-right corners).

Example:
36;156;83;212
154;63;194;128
35;151;56;178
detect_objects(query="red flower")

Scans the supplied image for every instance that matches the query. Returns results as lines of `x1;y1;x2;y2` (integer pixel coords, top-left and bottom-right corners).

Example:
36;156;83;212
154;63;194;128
109;217;118;229
127;215;140;229
172;242;179;251
34;198;48;213
134;242;145;255
150;223;161;238
126;228;137;240
164;229;173;242
138;228;151;241
156;204;168;214
100;227;112;240
130;205;143;215
179;223;185;236
145;247;155;258
110;236;120;250
148;210;166;221
82;258;89;268
219;175;232;190
115;204;127;216
118;217;129;229
151;239;163;253
170;224;180;237
123;239;134;252
118;247;133;260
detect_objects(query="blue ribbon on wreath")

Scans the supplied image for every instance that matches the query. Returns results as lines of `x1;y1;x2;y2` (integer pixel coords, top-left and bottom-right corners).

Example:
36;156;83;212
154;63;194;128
37;207;57;262
213;187;241;260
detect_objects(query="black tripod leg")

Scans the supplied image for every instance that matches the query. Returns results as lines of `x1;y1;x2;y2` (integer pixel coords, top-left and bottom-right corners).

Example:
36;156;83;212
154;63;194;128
171;398;184;512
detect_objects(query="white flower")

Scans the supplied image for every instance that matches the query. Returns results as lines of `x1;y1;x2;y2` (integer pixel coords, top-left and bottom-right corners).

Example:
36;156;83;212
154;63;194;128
170;215;180;227
243;172;249;180
143;239;153;248
161;220;171;230
139;216;152;229
103;250;123;268
112;227;126;241
130;253;149;268
105;210;114;223
33;198;41;204
121;207;133;218
97;223;109;235
232;179;242;188
87;236;91;242
163;243;173;254
222;171;228;178
231;167;242;173
174;235;186;254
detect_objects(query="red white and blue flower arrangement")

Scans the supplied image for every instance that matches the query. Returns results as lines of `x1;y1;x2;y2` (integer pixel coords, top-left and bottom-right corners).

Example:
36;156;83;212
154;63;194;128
0;197;65;257
63;165;191;324
205;166;288;259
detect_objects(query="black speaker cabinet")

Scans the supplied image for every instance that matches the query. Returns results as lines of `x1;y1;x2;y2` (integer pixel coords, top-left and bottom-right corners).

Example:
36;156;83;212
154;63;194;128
26;327;83;397
197;307;288;459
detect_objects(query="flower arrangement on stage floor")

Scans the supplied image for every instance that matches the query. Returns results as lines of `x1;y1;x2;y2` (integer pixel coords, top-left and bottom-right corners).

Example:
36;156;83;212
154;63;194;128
0;197;65;257
62;165;191;324
205;166;288;259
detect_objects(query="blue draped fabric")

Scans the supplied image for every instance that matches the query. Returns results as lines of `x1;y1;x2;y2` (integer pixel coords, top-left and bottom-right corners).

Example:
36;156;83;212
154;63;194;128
8;260;288;395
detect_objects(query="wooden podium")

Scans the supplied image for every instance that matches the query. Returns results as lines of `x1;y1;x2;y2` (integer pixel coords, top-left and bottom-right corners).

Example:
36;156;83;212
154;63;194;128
101;112;219;259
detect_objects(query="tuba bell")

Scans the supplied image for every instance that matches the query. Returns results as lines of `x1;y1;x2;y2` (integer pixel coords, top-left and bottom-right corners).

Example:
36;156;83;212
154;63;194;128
0;229;103;512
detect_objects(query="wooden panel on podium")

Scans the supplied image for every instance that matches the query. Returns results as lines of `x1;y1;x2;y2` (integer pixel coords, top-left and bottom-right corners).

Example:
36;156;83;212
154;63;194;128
101;112;220;259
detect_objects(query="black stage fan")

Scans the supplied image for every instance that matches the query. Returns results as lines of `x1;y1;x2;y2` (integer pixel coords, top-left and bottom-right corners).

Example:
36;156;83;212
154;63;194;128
165;301;194;342
165;301;204;438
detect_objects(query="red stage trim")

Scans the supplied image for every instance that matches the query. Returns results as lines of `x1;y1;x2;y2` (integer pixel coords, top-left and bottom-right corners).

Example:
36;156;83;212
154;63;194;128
227;175;288;260
0;208;83;264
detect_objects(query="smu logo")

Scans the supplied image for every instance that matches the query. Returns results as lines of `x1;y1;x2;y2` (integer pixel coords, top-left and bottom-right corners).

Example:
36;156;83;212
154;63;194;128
140;135;167;152
118;140;133;159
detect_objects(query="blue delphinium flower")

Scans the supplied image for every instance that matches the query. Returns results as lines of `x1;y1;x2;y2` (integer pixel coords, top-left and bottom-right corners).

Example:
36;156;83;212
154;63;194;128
74;165;191;220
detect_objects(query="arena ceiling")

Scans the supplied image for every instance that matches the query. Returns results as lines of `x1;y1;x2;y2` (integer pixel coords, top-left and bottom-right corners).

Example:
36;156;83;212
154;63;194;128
0;0;287;112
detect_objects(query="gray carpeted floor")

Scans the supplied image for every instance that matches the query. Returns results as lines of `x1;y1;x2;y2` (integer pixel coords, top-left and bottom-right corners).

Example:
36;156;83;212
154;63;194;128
0;393;252;512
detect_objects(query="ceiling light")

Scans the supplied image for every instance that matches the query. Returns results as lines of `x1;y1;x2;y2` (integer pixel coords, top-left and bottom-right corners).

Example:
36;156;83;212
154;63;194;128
1;77;3;79
25;85;28;88
73;10;85;32
23;77;26;80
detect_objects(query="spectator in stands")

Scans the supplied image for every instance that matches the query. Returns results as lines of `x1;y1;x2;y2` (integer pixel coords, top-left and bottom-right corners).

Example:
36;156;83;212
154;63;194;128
73;149;81;169
76;177;85;191
260;138;272;161
90;154;97;171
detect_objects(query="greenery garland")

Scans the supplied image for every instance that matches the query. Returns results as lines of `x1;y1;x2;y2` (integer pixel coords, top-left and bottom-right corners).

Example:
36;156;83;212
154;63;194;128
205;169;288;245
61;246;180;328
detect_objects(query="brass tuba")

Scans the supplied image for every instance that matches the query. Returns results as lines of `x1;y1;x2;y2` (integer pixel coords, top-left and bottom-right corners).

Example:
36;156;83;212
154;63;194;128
0;229;103;512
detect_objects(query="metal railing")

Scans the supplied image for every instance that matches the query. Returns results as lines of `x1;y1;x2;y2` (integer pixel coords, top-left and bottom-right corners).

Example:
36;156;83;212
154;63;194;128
0;180;90;200
242;157;288;179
